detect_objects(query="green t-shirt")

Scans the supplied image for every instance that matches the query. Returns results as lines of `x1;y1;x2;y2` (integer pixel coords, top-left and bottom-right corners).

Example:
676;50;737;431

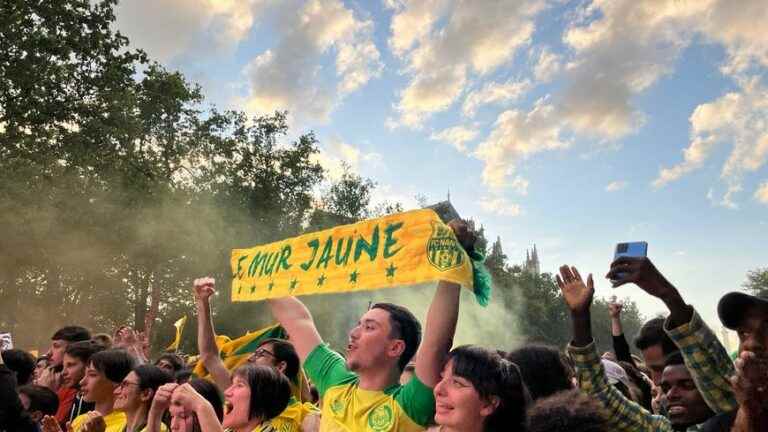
304;343;435;431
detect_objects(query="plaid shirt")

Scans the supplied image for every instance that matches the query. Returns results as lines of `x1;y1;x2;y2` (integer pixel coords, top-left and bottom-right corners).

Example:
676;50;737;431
665;310;738;414
568;309;737;432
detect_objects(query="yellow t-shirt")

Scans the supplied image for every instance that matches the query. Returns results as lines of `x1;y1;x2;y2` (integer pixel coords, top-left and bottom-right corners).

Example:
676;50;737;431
70;411;168;432
304;344;435;432
70;410;126;432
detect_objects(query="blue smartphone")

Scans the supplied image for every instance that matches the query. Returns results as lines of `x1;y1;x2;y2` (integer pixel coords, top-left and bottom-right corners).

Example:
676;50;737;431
612;241;648;282
614;241;648;260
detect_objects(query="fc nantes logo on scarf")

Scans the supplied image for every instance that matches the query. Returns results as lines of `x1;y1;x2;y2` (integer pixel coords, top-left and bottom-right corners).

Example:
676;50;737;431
427;221;464;271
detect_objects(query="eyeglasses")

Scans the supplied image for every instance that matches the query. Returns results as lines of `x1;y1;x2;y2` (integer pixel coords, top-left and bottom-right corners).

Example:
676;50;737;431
250;348;276;360
117;381;141;390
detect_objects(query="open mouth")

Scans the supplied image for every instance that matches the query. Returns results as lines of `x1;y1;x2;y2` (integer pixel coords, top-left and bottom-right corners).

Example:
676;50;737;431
667;405;686;416
224;400;233;415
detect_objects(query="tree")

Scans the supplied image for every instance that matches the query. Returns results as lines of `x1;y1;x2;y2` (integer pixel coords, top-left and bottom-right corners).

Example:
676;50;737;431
744;268;768;298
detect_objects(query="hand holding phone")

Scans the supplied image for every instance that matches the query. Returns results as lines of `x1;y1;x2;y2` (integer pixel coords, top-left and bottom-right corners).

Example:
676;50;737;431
610;242;648;283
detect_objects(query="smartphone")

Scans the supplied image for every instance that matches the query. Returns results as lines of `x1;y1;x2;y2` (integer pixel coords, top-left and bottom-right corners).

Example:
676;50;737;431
614;241;648;260
612;241;648;282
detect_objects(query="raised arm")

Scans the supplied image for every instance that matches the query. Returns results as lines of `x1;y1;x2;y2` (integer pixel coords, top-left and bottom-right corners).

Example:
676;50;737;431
267;297;323;362
415;219;474;387
558;265;669;432
609;298;635;366
415;280;460;387
607;257;737;414
193;277;232;392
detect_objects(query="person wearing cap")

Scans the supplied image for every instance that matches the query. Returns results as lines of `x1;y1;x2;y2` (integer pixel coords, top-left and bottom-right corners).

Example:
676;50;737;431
710;292;768;431
558;261;737;432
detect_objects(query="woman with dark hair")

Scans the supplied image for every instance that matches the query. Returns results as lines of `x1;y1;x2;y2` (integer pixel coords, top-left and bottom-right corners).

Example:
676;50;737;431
221;364;292;431
113;365;173;431
433;345;531;432
147;378;224;432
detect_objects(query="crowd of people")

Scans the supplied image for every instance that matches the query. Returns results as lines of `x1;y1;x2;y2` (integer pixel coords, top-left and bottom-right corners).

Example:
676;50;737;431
1;220;766;431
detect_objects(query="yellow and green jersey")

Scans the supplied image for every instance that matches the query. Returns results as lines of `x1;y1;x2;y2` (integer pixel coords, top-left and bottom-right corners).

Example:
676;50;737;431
304;344;435;432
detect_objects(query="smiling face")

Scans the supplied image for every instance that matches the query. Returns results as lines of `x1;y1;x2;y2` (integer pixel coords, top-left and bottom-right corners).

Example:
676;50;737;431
661;364;712;427
433;360;496;432
346;308;402;372
79;363;117;404
113;371;145;412
222;374;253;429
61;354;86;389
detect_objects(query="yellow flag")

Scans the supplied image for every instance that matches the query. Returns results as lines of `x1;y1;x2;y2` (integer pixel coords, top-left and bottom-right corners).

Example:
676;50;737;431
231;209;473;302
193;324;287;376
166;315;187;352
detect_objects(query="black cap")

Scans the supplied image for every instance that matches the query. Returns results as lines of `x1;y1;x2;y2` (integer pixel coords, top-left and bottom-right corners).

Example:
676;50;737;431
718;292;768;330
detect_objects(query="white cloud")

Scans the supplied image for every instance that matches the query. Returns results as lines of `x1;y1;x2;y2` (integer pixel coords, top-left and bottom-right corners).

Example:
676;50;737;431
754;181;768;205
388;0;545;128
654;77;768;206
695;0;768;75
241;0;382;123
311;137;382;180
532;47;562;82
471;0;768;195
114;0;266;62
462;79;531;117
479;196;522;216
385;0;451;57
430;126;479;153
605;180;627;192
474;96;570;189
510;176;530;195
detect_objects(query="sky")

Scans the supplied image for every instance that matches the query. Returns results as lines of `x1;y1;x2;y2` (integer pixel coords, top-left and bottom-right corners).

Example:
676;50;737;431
112;0;767;335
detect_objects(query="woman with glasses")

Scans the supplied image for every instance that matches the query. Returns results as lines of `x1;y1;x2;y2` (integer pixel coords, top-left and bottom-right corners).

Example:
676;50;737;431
431;345;531;432
113;365;173;432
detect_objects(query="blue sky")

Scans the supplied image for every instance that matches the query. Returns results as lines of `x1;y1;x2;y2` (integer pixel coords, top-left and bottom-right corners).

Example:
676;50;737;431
113;0;767;333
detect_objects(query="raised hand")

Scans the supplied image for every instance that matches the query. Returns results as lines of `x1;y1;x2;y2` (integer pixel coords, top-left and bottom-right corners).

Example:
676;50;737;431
731;350;768;412
447;219;477;253
606;256;691;327
556;265;594;316
606;257;676;299
608;297;623;319
171;383;207;411
193;277;216;302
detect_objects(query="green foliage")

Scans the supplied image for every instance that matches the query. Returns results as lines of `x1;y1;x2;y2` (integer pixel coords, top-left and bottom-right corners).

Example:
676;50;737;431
0;0;643;359
744;267;768;298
